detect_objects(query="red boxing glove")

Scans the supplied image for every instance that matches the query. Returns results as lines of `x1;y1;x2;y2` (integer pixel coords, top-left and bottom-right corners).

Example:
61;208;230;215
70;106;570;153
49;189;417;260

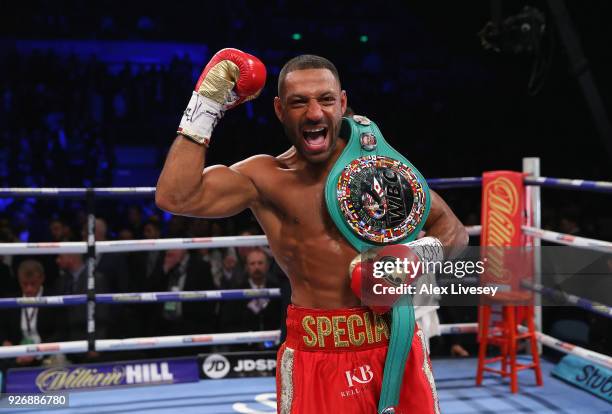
350;245;418;313
194;48;266;109
349;238;444;313
178;48;267;145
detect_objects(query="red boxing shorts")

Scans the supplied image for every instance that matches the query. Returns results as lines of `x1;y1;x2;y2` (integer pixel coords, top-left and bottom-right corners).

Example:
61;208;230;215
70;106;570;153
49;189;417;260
276;305;440;414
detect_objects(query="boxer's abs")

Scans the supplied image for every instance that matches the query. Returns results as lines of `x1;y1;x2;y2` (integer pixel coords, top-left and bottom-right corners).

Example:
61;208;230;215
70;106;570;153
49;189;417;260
249;162;360;308
255;205;360;309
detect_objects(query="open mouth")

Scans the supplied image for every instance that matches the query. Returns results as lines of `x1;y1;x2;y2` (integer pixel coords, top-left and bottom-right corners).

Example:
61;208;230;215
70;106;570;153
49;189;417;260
302;126;329;153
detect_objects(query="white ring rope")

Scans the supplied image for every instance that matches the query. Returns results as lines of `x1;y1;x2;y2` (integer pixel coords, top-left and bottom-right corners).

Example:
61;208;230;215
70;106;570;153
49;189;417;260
0;331;280;359
466;225;481;236
522;226;612;253
535;331;612;369
2;322;609;370
0;187;156;195
456;323;612;369
0;325;479;359
0;229;484;256
0;241;86;255
439;323;478;335
0;235;269;255
513;326;612;370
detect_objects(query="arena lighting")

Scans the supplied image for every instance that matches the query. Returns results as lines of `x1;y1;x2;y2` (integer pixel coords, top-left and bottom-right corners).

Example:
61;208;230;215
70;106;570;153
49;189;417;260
359;35;369;43
291;32;302;41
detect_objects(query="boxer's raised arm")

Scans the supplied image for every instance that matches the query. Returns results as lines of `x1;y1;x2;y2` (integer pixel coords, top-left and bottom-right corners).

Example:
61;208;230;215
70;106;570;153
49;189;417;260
155;137;259;217
156;48;266;218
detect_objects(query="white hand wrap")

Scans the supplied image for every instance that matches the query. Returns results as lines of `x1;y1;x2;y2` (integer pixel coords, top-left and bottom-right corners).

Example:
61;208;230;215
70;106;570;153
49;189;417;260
177;91;228;145
404;236;444;263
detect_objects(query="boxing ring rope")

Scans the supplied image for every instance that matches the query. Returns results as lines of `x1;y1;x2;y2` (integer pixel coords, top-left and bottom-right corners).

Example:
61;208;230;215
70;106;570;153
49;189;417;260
0;235;269;255
0;331;281;359
521;282;612;318
0;187;157;198
437;324;612;370
466;225;481;237
0;181;484;199
521;226;612;252
0;229;483;256
0;323;485;360
523;177;612;193
2;318;610;371
1;164;611;377
3;175;612;198
427;177;483;188
530;331;612;370
0;288;282;308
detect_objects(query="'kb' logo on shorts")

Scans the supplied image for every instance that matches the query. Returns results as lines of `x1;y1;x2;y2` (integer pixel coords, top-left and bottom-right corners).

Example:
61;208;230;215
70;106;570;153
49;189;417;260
345;365;374;387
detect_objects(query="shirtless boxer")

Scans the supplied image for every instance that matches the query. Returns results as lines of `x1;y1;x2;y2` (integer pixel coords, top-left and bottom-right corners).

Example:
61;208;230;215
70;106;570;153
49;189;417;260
156;49;468;414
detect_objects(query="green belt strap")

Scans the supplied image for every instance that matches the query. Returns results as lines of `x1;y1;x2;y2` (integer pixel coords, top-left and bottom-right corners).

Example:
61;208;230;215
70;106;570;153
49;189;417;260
381;296;415;413
324;116;431;413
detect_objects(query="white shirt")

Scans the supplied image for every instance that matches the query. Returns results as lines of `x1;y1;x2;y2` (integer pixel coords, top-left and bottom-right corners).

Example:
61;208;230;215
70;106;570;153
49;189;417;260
21;287;43;344
247;278;269;314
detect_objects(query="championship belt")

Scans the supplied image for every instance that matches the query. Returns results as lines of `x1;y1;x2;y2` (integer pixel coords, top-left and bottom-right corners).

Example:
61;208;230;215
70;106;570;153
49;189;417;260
325;115;431;414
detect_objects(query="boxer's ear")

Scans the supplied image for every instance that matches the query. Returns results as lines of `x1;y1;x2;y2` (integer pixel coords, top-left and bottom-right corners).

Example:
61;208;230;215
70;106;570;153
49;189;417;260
340;90;347;116
273;96;284;122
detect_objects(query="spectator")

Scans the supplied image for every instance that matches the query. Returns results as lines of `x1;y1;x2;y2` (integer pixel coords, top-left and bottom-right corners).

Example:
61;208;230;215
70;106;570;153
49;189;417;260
1;260;64;368
117;228;134;240
83;218;131;338
200;247;224;288
125;205;144;238
218;251;243;289
130;219;164;290
0;223;17;271
218;249;281;344
127;219;165;337
48;218;73;242
0;260;17;298
55;253;110;345
166;216;188;238
235;229;256;269
151;249;215;338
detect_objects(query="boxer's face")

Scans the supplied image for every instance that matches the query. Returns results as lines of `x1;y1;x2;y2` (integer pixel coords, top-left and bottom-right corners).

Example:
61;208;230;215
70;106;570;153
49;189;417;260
275;69;347;163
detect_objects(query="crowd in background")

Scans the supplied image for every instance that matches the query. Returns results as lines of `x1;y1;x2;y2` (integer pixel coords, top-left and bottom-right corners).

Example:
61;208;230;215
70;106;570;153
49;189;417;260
0;210;287;369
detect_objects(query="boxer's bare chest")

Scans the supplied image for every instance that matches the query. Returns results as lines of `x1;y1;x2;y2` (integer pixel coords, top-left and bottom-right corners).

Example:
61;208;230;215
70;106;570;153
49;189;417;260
252;166;356;281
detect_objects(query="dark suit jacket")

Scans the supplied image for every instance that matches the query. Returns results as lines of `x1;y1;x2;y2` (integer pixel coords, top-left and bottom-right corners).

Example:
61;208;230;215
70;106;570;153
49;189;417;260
56;267;110;340
0;286;66;369
127;250;164;293
218;278;281;334
3;302;65;346
0;262;17;298
150;253;216;336
96;253;129;294
122;250;165;338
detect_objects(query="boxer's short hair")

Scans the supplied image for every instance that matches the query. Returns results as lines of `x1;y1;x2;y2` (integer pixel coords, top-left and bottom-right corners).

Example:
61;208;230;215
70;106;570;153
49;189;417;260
278;55;341;96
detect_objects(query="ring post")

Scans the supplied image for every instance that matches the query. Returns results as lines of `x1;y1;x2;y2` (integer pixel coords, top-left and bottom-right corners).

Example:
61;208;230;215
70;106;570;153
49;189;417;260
523;157;542;353
85;188;97;353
